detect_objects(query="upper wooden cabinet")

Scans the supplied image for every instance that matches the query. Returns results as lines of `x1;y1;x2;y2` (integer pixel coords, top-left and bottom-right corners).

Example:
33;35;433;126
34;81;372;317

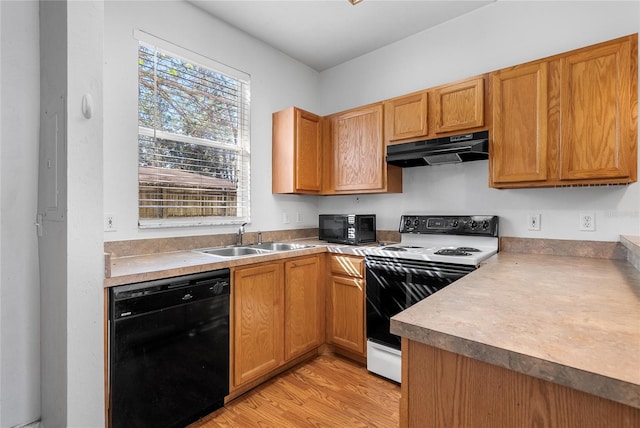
383;76;487;147
433;76;485;134
324;103;402;194
272;107;322;194
559;38;635;181
384;91;429;144
491;62;549;184
490;34;638;188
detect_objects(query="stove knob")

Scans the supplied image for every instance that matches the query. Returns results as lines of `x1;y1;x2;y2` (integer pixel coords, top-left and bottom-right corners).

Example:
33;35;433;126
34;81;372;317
405;218;412;228
469;220;478;229
482;220;490;230
413;219;420;227
452;220;459;228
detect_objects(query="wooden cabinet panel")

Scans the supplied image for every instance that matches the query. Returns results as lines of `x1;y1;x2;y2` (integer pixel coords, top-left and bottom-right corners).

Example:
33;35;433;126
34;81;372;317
328;275;365;354
384;91;428;144
233;263;284;387
434;77;484;134
272;107;322;194
490;34;637;188
327;254;365;356
559;38;633;180
329;254;364;278
491;62;548;184
401;339;640;428
284;256;322;361
332;104;385;192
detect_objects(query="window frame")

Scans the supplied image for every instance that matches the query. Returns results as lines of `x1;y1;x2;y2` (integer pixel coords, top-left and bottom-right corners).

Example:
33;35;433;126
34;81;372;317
134;29;251;229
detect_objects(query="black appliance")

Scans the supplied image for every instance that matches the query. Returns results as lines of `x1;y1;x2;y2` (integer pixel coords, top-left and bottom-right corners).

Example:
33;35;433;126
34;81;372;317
318;214;376;245
108;269;230;428
362;215;499;383
386;130;489;167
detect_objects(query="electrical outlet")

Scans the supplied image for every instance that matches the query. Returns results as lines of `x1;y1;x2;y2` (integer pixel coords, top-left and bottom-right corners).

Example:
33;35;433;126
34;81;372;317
527;213;541;231
283;211;290;224
579;212;595;231
104;213;117;232
296;211;303;223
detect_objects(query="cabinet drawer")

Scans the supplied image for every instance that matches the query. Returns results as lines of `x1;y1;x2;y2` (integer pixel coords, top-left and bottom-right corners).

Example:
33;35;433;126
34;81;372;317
329;255;364;278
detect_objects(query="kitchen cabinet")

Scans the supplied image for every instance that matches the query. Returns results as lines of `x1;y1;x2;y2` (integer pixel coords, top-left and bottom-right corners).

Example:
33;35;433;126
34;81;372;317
326;254;366;357
272;107;322;194
232;255;322;389
384;91;429;144
284;255;323;361
384;76;487;147
490;33;638;188
491;62;549;184
432;76;485;134
232;262;284;387
324;103;402;194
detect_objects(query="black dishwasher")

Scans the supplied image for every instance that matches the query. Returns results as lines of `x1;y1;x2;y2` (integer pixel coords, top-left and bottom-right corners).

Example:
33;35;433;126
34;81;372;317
108;269;230;428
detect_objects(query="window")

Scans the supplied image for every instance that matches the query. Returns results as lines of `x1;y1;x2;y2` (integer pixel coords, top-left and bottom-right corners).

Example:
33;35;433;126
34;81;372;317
136;31;250;228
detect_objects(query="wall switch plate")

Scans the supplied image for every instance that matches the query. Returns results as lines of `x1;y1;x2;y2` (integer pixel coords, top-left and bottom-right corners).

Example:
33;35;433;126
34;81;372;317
296;211;303;223
527;213;541;231
579;212;595;231
104;213;117;232
283;211;290;224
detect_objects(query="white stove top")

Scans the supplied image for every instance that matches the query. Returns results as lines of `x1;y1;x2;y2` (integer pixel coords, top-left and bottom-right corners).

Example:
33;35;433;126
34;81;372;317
363;215;499;266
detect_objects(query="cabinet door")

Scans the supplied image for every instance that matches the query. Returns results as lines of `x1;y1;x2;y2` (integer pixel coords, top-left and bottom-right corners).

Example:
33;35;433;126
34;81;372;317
333;104;385;191
434;77;484;134
559;38;633;181
233;263;283;387
284;256;322;361
272;107;322;194
384;92;428;144
295;109;322;191
328;275;365;354
491;62;549;185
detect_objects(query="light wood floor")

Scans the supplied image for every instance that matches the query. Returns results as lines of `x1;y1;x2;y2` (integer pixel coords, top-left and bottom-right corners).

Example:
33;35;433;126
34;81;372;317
189;354;400;428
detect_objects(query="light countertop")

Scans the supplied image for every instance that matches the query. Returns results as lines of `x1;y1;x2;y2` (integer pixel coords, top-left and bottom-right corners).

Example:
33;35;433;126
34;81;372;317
390;252;640;409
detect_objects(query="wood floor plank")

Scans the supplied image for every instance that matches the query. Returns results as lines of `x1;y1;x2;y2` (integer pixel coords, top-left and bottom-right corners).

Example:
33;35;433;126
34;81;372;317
189;354;400;428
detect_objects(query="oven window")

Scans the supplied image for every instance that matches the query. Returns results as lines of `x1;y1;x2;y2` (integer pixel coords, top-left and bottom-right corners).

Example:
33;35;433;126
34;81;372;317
365;260;473;350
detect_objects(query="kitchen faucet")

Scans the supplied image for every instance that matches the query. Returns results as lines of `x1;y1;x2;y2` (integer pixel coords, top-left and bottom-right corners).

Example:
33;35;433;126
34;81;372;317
237;223;247;246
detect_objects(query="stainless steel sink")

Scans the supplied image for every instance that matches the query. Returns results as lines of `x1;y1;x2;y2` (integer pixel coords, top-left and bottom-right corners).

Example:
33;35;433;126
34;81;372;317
247;242;314;251
200;246;272;257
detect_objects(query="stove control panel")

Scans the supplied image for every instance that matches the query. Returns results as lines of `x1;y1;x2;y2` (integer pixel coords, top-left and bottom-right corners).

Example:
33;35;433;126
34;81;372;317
399;215;499;237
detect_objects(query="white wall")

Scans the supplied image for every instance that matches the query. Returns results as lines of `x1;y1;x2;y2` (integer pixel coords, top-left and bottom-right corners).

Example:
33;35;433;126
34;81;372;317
103;1;321;242
66;2;105;426
319;1;640;241
0;1;41;427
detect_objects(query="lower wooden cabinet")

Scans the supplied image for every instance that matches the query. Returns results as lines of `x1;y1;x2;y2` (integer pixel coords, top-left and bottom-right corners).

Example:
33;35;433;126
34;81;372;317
284;256;323;361
326;254;366;356
232;262;284;387
232;255;322;389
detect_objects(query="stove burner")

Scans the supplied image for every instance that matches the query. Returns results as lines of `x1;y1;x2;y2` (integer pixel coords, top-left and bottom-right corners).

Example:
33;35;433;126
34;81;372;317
381;246;423;252
456;247;480;252
435;248;473;256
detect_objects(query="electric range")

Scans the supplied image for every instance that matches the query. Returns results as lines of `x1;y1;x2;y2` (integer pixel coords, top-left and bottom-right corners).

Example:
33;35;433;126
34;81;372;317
363;214;499;383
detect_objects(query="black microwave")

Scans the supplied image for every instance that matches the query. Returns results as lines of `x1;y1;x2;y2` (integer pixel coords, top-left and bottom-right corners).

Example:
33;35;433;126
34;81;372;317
318;214;376;245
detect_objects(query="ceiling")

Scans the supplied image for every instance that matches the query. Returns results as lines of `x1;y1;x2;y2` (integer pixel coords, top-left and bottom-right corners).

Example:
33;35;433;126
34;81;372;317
188;0;495;71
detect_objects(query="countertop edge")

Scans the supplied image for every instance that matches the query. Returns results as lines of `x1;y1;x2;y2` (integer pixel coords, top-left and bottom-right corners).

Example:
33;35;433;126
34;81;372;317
621;235;640;271
390;318;640;409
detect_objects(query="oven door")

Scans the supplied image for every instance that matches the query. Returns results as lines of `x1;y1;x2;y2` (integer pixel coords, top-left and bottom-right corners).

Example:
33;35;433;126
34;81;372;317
365;256;475;350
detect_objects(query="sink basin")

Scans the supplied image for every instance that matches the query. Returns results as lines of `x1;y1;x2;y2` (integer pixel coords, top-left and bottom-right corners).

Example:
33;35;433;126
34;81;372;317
200;246;271;257
247;242;314;251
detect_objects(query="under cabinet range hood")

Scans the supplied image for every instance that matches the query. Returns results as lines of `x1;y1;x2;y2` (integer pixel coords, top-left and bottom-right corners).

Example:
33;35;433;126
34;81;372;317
386;130;489;167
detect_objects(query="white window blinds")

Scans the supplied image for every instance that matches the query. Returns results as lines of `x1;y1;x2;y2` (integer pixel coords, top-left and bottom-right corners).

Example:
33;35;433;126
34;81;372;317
135;31;250;228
